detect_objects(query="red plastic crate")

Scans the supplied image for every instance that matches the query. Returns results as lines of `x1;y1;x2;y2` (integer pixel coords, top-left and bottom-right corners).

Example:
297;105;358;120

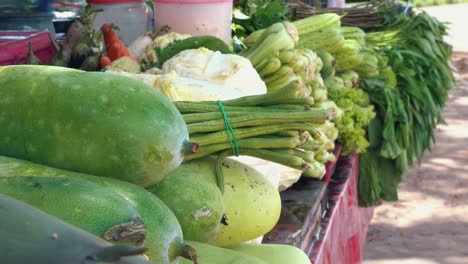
0;30;58;66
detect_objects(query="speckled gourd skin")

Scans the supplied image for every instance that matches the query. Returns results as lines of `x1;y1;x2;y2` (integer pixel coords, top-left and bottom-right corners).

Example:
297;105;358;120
0;156;188;264
181;157;282;247
0;194;152;264
146;165;225;244
0;65;189;187
0;176;142;241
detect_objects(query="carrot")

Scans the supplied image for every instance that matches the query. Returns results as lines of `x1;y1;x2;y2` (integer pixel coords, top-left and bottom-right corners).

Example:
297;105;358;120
100;55;112;68
101;24;137;62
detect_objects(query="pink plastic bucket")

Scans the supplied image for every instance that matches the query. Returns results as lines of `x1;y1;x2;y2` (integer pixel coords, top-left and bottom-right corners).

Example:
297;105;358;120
153;0;233;44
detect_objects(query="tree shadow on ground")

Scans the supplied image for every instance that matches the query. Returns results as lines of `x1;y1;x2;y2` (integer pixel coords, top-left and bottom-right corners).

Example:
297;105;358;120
363;52;468;264
365;220;468;264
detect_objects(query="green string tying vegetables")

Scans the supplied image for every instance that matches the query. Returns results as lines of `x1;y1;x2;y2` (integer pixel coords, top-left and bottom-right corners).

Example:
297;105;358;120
217;100;240;156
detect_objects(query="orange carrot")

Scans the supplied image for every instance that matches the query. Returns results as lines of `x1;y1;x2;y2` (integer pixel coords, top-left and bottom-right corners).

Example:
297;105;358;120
101;24;137;62
100;55;112;68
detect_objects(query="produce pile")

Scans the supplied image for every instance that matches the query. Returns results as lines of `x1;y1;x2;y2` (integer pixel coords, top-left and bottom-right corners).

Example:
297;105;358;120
0;2;456;263
241;14;377;155
282;8;454;205
234;3;454;205
0;66;309;264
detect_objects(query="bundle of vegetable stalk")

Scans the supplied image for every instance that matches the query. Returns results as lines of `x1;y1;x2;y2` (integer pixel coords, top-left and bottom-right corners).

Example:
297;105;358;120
175;79;340;189
358;12;456;206
242;14;380;82
243;13;342;53
240;15;376;157
241;19;334;104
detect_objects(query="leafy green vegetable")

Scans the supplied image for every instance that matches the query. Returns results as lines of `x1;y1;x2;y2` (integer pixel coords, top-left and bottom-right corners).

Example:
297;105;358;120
232;0;291;51
326;79;376;155
359;75;409;206
359;11;455;206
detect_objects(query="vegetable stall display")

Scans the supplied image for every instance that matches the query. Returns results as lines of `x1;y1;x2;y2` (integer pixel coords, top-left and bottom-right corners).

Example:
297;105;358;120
0;1;456;263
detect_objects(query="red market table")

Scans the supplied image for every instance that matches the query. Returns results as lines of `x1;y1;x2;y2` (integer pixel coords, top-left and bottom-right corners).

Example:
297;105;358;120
263;151;374;264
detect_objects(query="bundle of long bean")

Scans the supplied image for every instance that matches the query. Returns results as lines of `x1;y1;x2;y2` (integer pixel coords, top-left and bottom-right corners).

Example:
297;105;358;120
175;80;340;189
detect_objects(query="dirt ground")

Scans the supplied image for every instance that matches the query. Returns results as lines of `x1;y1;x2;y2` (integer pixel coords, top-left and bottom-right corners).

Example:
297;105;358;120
363;4;468;264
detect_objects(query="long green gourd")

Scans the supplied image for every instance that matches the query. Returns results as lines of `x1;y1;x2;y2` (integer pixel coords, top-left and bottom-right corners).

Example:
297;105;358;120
189;157;281;247
0;194;153;264
146;164;226;243
0;156;196;264
148;156;281;247
0;176;144;244
0;65;190;187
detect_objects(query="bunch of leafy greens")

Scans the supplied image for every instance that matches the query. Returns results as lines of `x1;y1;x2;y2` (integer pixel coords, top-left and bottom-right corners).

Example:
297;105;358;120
358;12;455;206
359;74;409;205
327;85;376;156
232;0;291;51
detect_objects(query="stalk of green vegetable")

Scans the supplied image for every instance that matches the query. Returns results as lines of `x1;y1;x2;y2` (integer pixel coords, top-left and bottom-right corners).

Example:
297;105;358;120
274;130;300;137
258;58;282;77
186;109;333;134
262;66;294;84
188;123;318;146
176;103;310;114
238;149;308;169
274;148;316;164
266;74;300;92
185;136;301;160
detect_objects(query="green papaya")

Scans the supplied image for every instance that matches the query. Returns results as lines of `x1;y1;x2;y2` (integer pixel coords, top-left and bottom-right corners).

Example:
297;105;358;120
157;156;281;247
227;243;312;264
179;241;267;264
0;156;195;264
0;65;190;187
0;176;145;243
0;194;153;264
146;165;225;243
